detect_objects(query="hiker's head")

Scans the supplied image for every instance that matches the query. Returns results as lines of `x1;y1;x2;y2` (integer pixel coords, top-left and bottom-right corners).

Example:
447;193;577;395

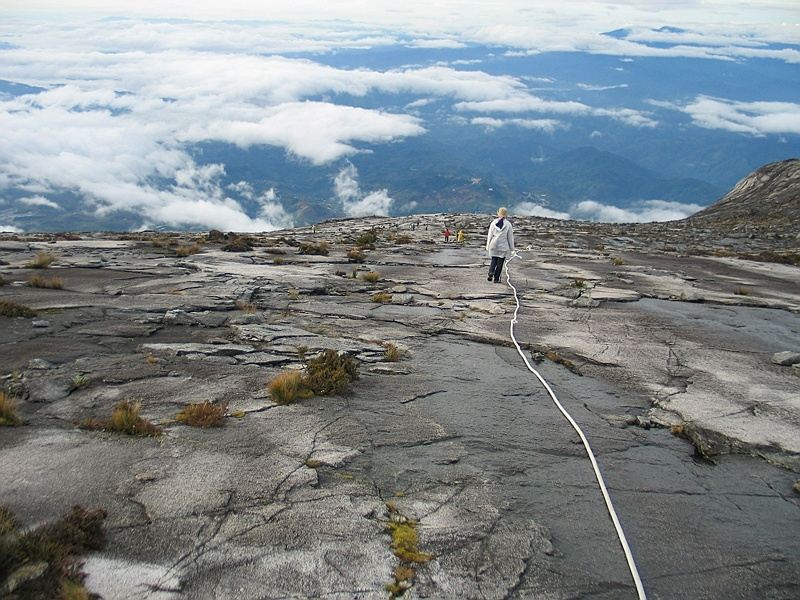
497;207;508;218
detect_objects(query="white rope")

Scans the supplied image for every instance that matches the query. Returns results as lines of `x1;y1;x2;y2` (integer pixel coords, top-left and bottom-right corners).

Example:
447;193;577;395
503;251;647;600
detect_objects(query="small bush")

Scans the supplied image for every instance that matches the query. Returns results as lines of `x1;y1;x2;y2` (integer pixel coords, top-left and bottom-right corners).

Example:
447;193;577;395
151;236;175;249
0;504;107;600
80;400;162;437
273;256;285;265
384;343;402;362
0;300;37;318
0;391;21;426
267;371;313;405
298;241;329;256
175;243;202;257
304;350;359;396
222;236;253;252
372;292;393;303
361;271;380;283
355;230;378;248
571;278;585;289
27;275;64;289
334;270;347;277
25;252;56;268
611;257;626;266
347;248;366;263
263;247;286;255
207;229;225;242
175;401;227;428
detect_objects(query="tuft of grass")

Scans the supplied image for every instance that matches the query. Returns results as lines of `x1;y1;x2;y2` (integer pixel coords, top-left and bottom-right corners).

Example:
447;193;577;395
738;250;800;266
175;401;228;428
298;241;329;256
571;278;585;289
384;343;402;362
371;292;393;304
69;374;89;392
80;400;162;437
27;275;64;289
355;230;378;249
733;286;751;296
0;504;107;600
304;350;359;396
390;234;413;244
611;257;626;266
145;354;159;365
0;300;37;318
361;271;380;283
25;252;56;269
272;256;285;265
151;236;175;249
235;300;257;313
305;458;326;469
347;248;366;263
0;391;21;426
267;371;313;405
175;243;202;257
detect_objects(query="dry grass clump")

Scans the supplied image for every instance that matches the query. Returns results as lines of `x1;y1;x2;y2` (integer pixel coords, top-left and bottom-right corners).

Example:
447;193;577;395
610;257;626;266
384;343;402;362
571;278;586;289
389;234;413;244
151;236;176;249
371;292;393;303
235;300;257;313
263;247;286;255
0;504;107;600
175;401;228;428
361;271;380;283
27;275;64;289
25;252;56;269
298;241;329;256
267;371;314;405
273;256;285;265
733;286;751;296
739;250;800;266
0;391;21;426
347;248;366;263
0;300;37;318
267;350;360;404
175;243;202;257
80;400;162;437
545;350;582;375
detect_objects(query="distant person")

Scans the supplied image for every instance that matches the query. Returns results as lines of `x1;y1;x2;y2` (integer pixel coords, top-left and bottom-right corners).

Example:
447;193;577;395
486;207;514;283
443;227;452;242
457;229;465;243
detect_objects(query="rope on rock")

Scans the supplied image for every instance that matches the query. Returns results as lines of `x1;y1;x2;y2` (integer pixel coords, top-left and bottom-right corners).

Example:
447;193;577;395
503;250;647;600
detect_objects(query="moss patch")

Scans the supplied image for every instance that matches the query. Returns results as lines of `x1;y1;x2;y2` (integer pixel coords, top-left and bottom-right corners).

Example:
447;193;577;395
384;503;433;598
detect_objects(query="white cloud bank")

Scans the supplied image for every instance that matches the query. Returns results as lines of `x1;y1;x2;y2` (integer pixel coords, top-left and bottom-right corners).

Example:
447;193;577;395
334;163;394;217
514;199;705;222
654;96;800;136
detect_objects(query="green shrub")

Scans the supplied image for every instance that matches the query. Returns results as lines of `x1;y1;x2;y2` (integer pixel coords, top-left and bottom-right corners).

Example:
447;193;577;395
355;230;378;248
304;350;359;396
0;504;106;600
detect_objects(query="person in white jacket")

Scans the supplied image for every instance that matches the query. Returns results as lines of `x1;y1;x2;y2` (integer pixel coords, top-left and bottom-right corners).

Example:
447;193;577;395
485;207;515;283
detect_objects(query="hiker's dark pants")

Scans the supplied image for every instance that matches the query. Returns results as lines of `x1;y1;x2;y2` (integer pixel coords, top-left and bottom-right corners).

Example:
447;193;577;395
488;256;505;281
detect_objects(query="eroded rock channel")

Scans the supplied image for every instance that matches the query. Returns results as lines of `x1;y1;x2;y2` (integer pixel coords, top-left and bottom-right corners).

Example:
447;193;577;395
1;216;798;599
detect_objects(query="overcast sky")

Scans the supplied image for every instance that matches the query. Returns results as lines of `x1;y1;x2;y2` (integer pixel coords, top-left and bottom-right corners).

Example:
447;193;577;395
1;1;798;231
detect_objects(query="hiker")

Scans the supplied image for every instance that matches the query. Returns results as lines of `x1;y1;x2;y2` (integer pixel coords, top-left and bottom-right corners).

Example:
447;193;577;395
443;227;452;242
456;229;465;243
486;207;514;283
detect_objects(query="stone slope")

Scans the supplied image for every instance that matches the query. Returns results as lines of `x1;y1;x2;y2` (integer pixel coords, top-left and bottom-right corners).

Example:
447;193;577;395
1;218;799;599
688;158;800;232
